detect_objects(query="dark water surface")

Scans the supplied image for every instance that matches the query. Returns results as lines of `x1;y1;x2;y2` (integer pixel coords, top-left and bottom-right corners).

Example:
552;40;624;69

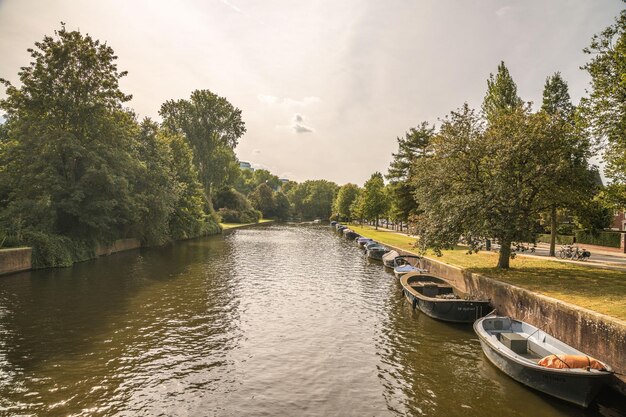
0;224;624;416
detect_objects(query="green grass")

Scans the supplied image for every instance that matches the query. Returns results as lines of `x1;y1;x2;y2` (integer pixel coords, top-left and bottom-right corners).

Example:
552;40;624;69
220;219;273;230
348;224;626;320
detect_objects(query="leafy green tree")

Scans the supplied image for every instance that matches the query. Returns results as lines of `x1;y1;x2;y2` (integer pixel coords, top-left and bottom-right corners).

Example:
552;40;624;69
274;192;291;221
362;172;389;230
287;180;338;220
167;131;214;239
213;186;260;224
386;122;434;230
540;72;591;256
413;104;584;268
332;183;360;221
249;183;276;218
0;24;140;245
159;89;246;195
581;6;626;204
482;61;524;123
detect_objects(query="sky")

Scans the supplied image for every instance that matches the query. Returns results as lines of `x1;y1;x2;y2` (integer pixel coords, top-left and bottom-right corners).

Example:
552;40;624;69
0;0;623;185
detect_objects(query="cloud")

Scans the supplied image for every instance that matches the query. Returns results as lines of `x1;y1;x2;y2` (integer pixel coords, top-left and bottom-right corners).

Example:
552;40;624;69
292;113;314;133
495;6;511;17
252;148;262;155
218;0;241;13
257;94;321;107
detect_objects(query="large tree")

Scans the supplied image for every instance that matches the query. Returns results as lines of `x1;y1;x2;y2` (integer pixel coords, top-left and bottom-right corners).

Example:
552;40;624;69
386;122;434;230
159;89;246;196
413;104;584;268
362;172;389;230
332;183;360;222
540;72;590;256
581;5;626;204
288;180;338;220
482;61;524;123
0;24;140;244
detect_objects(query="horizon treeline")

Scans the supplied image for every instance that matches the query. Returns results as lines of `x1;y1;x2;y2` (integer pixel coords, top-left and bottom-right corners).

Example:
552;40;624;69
330;7;626;269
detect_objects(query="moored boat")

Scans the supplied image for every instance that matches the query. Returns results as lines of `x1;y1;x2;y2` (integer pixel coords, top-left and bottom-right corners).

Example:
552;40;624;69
400;272;490;323
393;255;427;278
366;244;389;261
356;237;373;248
336;224;347;233
330;220;337;227
473;316;613;407
345;230;360;240
382;250;400;268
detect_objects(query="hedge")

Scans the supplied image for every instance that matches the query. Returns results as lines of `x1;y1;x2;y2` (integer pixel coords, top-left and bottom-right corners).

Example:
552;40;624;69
574;231;622;248
536;234;574;245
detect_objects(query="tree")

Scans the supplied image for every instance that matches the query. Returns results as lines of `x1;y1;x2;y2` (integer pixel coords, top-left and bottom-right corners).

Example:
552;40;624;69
0;24;140;244
332;183;360;221
482;61;524;123
540;72;590;256
274;192;291;221
249;183;276;218
159;89;246;195
581;6;626;204
287;180;338;220
413;104;583;268
362;172;389;230
386;122;434;230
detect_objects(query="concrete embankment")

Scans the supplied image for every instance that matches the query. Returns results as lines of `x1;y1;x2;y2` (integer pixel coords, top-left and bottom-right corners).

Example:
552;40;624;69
389;245;626;395
0;247;32;275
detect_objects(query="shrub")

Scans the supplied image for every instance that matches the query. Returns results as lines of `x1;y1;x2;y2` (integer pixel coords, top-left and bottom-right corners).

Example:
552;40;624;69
21;231;94;268
575;231;622;248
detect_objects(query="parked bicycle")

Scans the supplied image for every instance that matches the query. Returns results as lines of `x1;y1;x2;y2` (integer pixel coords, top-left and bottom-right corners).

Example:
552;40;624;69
557;245;590;261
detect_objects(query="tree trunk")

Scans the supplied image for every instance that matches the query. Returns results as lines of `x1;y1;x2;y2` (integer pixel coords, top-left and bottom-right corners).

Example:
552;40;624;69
497;238;511;269
549;205;557;257
375;216;378;230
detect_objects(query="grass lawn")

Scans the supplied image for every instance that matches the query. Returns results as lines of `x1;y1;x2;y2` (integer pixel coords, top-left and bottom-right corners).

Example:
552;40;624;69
347;224;626;321
220;219;274;230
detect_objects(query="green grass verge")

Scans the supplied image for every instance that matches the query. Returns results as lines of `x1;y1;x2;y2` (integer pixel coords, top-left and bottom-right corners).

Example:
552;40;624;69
220;219;274;230
348;224;626;321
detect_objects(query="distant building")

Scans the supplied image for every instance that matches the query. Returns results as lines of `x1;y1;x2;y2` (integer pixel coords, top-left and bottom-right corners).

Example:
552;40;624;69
239;161;254;171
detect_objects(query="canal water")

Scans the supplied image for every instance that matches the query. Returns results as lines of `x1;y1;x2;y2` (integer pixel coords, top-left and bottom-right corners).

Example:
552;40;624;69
0;224;623;416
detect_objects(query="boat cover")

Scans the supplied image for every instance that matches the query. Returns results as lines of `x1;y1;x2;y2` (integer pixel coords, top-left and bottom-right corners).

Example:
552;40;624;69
538;354;607;371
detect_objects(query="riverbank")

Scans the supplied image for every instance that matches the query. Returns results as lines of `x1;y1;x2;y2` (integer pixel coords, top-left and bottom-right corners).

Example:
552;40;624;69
345;223;626;394
347;224;626;320
220;219;274;230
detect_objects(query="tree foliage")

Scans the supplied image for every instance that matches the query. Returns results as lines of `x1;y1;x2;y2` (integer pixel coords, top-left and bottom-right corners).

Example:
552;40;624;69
361;172;389;229
287;180;338;220
332;183;360;221
482;61;524;123
581;6;626;203
0;25;217;266
386;122;434;227
159;89;246;195
413;104;586;268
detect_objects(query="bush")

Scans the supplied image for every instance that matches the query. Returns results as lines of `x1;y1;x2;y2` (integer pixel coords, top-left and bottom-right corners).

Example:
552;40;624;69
20;231;94;268
536;234;574;245
575;231;622;248
217;208;261;224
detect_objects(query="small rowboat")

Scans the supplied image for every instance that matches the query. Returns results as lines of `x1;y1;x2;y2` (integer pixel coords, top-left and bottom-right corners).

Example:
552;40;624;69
343;229;360;240
330;221;337;227
336;225;347;233
474;316;613;407
382;250;400;268
400;272;490;323
356;237;373;248
393;255;427;278
366;244;389;261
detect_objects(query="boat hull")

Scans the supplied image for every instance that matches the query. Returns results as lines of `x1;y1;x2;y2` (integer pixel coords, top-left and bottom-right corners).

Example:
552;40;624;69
366;248;387;261
476;335;609;407
473;317;612;407
402;287;490;323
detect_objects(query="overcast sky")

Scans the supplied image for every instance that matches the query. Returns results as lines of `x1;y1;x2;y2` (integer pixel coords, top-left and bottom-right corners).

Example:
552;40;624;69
0;0;623;185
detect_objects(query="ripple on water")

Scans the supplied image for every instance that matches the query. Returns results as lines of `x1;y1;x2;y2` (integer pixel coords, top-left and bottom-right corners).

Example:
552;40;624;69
0;224;623;416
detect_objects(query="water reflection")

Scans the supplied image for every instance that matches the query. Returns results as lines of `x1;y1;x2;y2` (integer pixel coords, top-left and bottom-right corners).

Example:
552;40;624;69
0;224;622;416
